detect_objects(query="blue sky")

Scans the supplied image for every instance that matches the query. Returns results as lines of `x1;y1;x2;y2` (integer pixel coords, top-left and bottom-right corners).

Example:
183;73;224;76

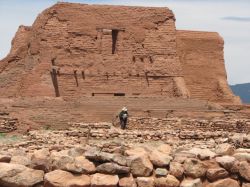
0;0;250;85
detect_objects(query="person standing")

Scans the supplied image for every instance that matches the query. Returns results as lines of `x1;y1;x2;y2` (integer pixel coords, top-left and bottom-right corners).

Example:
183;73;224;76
119;107;128;129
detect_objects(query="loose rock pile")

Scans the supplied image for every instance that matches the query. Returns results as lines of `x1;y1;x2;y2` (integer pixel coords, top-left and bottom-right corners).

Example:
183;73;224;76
0;113;18;133
0;143;250;187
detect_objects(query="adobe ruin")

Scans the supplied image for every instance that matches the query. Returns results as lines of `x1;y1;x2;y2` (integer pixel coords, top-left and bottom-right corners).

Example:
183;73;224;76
0;4;249;186
0;2;240;104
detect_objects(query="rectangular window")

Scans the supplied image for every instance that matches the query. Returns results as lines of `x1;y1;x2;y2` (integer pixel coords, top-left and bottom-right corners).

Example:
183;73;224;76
112;30;119;54
114;93;125;96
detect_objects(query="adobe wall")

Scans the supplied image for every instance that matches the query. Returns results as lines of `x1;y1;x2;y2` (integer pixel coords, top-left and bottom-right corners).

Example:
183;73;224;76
0;3;239;104
177;30;241;104
0;3;189;98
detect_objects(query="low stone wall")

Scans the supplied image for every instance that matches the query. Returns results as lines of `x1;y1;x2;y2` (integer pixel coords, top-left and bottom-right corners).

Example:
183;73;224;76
0;113;18;133
1;118;248;154
67;119;250;148
0;143;250;187
127;117;250;133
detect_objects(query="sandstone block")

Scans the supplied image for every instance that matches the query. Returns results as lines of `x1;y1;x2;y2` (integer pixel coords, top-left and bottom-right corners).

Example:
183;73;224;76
239;161;250;182
44;169;71;187
215;156;236;171
173;152;196;164
206;178;240;187
180;178;202;187
155;168;168;177
156;144;172;154
233;152;250;162
67;147;85;157
84;148;100;160
230;134;245;145
31;148;51;172
125;147;148;156
206;167;229;182
188;148;216;160
85;149;113;163
184;158;207;178
112;154;127;166
44;169;91;187
51;151;96;174
97;151;114;162
11;155;32;167
136;177;154;187
128;155;153;177
169;161;184;179
235;148;250;154
149;150;172;167
215;143;235;156
67;175;91;187
119;174;137;187
230;160;240;173
50;151;75;170
154;175;180;187
91;173;119;187
74;156;96;174
96;162;130;174
0;162;44;187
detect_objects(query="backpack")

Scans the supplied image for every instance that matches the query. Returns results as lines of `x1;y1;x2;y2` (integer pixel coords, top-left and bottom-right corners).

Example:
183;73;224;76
122;113;128;119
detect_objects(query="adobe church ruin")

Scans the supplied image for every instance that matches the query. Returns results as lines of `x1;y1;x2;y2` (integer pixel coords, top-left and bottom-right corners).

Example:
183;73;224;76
1;4;250;187
0;2;240;104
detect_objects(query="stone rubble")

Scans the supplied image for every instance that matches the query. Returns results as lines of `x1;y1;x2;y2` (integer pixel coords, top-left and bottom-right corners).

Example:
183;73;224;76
0;119;249;187
0;141;249;187
0;114;18;133
1;118;249;153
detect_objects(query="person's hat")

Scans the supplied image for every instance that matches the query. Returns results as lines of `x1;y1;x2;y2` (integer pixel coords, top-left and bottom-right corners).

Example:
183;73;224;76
122;107;127;111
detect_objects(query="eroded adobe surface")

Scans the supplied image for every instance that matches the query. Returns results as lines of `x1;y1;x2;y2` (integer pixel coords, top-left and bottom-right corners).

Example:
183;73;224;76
0;3;187;98
177;30;240;103
0;2;239;104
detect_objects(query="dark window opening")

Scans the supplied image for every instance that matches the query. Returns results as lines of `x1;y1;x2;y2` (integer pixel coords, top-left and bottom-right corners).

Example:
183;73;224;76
51;58;56;66
74;70;79;87
149;56;153;64
82;71;85;80
114;93;125;96
92;93;125;96
112;30;119;54
50;68;60;97
132;56;136;62
145;71;149;87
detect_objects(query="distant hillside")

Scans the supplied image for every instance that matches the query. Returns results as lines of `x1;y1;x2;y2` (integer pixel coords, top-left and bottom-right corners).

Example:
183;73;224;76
230;83;250;104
